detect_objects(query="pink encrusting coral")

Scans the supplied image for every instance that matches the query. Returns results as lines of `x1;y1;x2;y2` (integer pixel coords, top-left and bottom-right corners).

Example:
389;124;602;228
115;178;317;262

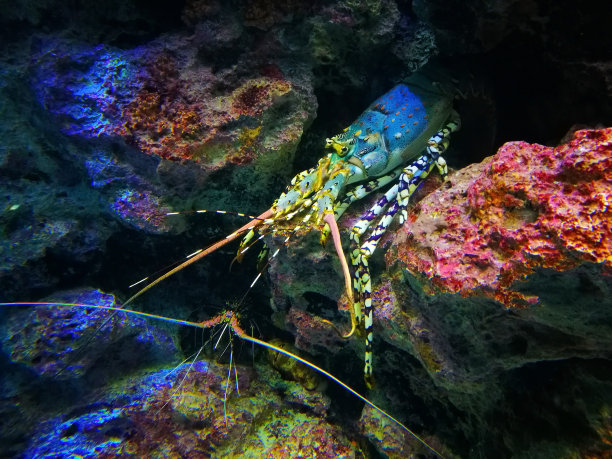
390;128;612;307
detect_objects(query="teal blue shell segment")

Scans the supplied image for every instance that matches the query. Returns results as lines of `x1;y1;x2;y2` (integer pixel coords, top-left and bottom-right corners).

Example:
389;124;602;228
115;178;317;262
354;84;427;149
329;84;432;177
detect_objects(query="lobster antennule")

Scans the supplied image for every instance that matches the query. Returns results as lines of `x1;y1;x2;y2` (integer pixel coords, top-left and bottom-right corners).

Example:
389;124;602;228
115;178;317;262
123;208;274;307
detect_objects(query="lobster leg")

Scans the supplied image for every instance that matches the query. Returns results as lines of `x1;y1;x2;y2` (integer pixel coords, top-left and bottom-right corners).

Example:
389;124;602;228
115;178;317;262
352;175;416;387
352;118;460;387
350;181;402;324
333;168;403;220
318;167;404;246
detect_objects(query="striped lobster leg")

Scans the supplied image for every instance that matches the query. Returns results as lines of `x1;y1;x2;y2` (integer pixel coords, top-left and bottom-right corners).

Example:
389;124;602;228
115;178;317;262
330;169;403;222
350;177;406;388
349;181;402;324
351;117;460;388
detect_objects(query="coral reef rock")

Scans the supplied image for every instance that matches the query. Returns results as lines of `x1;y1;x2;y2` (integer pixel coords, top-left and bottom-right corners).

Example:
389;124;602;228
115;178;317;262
269;128;612;457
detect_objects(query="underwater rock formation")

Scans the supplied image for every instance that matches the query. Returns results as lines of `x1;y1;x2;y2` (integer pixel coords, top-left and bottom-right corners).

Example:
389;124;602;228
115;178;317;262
0;289;178;457
0;23;318;300
2;290;360;457
370;130;612;456
392;128;612;306
1;289;178;381
0;69;118;300
20;340;356;457
270;128;612;456
1;0;611;457
28;34;317;208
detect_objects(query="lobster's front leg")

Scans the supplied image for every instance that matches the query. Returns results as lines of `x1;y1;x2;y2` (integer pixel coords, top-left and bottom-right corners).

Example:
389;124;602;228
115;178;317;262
352;117;459;388
351;172;412;388
330;169;403;223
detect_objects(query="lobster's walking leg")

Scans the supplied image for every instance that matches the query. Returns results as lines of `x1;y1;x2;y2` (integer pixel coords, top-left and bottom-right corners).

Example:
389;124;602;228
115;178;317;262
319;168;403;246
352;118;460;387
349;152;436;331
331;169;403;221
349;181;402;323
352;175;413;388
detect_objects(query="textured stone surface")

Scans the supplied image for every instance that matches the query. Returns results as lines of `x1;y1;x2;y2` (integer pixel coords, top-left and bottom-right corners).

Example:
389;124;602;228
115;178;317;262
1;289;178;380
391;128;612;306
19;342;357;458
1;0;611;457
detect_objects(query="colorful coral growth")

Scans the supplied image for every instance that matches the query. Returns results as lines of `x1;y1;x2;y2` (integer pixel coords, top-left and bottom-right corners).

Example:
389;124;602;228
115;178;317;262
118;53;205;161
118;57;296;165
230;78;292;116
392;128;612;307
25;359;355;457
30;41;309;169
30;42;142;138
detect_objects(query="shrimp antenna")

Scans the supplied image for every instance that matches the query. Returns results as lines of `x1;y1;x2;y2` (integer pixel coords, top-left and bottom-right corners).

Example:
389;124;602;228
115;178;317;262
0;301;445;458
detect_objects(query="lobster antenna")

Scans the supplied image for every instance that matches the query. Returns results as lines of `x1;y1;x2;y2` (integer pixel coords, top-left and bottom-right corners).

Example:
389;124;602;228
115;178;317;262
213;308;445;458
123;208;271;284
123;208;274;307
231;209;320;309
62;210;275;381
128;247;219;289
223;334;236;425
166;209;262;220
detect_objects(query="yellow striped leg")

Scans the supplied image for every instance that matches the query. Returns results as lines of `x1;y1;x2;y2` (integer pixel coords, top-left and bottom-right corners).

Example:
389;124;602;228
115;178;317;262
350;182;401;324
350;153;433;329
355;117;460;387
319;167;403;246
356;169;425;388
334;168;403;219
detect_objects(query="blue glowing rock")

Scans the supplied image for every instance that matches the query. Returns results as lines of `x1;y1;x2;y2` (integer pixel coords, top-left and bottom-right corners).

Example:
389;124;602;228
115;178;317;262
30;40;143;138
1;288;178;381
24;358;354;458
24;364;187;458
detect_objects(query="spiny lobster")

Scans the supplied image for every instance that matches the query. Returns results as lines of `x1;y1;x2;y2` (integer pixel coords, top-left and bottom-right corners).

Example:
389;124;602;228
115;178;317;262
125;73;461;389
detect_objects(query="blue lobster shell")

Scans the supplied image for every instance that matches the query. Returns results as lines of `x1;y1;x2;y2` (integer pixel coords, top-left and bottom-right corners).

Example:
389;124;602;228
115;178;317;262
327;81;454;182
